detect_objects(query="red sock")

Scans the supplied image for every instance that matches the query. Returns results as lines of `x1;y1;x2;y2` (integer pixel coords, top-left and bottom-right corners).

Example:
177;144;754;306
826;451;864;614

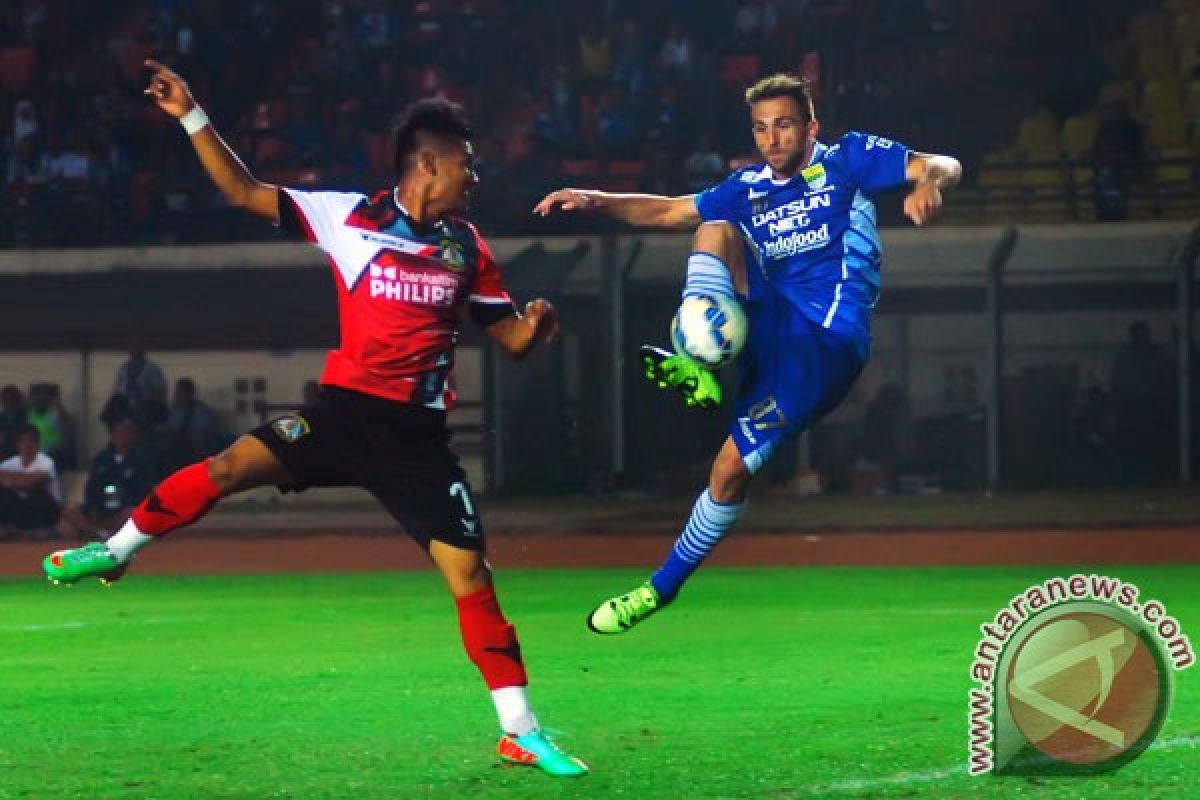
130;460;223;536
456;586;528;690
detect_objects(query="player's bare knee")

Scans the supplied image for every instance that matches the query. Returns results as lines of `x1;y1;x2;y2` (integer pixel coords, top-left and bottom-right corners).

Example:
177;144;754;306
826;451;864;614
695;220;738;240
205;452;237;493
694;221;739;254
709;456;751;503
206;436;258;492
710;477;749;504
465;557;491;584
445;561;491;596
429;540;492;596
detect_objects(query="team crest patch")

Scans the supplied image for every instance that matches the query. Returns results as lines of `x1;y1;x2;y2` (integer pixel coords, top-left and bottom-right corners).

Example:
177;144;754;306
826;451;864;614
801;164;827;190
439;239;466;271
271;415;311;443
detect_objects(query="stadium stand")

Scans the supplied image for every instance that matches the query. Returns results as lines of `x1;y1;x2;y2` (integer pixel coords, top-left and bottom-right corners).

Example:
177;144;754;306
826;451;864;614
0;0;1196;240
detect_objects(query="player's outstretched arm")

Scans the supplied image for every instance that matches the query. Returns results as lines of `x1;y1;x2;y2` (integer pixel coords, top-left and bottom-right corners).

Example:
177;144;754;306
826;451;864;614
143;59;279;222
533;189;701;229
903;152;962;226
484;299;560;360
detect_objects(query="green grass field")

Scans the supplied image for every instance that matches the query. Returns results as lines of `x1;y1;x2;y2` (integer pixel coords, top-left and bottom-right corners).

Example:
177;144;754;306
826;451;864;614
2;566;1197;799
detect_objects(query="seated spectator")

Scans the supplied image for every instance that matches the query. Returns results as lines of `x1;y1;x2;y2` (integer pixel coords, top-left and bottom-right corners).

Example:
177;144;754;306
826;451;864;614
26;382;74;468
0;384;27;459
660;21;696;82
578;20;613;84
60;420;154;539
734;0;781;45
159;377;227;474
0;425;62;540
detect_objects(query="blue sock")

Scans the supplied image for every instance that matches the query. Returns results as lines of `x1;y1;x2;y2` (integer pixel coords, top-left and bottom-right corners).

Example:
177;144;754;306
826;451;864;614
682;252;735;301
650;489;744;602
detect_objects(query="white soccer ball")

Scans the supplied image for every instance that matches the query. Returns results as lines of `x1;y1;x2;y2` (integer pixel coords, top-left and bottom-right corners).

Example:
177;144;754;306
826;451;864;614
670;294;747;369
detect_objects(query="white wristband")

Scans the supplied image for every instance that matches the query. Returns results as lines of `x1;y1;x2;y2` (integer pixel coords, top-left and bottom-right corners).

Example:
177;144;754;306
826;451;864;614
179;106;209;136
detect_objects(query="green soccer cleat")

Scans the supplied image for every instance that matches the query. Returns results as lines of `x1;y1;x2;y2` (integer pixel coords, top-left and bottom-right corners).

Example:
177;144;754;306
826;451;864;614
497;730;589;776
43;542;126;586
639;345;722;409
587;581;663;634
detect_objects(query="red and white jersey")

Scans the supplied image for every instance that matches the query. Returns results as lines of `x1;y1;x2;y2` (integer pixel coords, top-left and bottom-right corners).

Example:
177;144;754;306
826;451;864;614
279;187;516;409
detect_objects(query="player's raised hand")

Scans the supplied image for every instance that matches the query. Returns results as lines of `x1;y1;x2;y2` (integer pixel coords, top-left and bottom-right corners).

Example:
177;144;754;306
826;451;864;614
533;189;602;216
524;298;560;342
903;181;943;226
143;59;197;119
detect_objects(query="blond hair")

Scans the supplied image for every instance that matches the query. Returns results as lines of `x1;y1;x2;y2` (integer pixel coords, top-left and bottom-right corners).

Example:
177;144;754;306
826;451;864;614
744;74;816;122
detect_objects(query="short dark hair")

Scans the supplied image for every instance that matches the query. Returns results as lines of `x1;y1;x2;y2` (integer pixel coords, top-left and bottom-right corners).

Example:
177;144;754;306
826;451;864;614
390;98;472;176
17;423;40;442
744;73;816;123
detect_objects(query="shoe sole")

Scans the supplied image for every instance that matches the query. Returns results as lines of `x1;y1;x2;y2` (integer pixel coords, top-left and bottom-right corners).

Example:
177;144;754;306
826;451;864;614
498;756;588;774
498;741;589;776
44;562;127;587
639;346;718;410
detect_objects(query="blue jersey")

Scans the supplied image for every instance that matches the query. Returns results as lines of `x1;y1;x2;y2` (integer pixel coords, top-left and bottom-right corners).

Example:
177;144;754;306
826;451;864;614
694;131;910;344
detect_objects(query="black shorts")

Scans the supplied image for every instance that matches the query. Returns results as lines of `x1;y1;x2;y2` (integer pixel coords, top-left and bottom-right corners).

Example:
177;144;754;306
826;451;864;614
249;386;485;551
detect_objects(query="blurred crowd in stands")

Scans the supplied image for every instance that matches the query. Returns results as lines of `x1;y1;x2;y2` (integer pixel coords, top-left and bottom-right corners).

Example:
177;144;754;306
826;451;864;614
0;344;232;540
2;0;1192;246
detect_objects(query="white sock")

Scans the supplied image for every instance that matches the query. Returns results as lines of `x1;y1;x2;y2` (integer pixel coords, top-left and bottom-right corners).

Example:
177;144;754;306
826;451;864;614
105;519;155;564
491;686;539;736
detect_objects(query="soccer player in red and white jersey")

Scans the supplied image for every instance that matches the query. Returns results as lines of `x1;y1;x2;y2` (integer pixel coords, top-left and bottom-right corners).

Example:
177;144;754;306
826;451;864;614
43;60;588;777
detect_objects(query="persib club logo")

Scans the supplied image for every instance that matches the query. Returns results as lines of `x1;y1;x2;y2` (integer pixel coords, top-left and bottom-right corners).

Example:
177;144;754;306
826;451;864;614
801;164;827;190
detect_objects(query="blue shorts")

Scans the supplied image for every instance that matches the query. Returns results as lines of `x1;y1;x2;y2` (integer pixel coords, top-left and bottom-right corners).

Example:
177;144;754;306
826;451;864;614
731;290;867;474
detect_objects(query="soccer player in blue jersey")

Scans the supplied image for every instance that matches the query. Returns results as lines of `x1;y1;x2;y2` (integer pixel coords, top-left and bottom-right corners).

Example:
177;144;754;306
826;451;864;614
535;74;961;633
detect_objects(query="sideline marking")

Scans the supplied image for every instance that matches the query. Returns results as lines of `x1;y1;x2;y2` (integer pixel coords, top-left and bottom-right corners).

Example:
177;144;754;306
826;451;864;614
808;735;1200;795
